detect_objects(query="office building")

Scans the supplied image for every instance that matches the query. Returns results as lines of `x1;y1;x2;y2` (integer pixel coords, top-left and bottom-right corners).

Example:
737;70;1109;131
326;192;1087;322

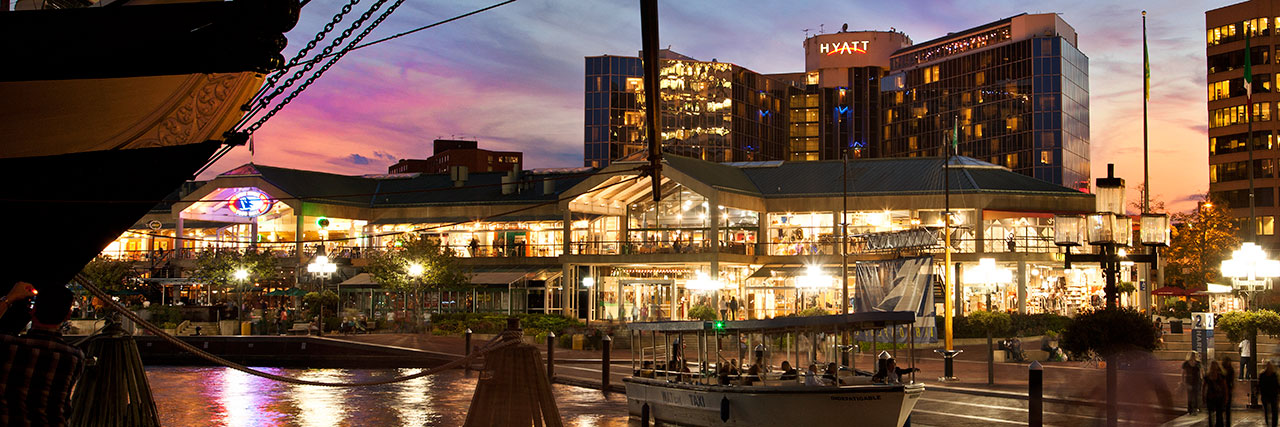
1206;1;1279;245
880;13;1090;189
388;139;522;174
584;50;791;167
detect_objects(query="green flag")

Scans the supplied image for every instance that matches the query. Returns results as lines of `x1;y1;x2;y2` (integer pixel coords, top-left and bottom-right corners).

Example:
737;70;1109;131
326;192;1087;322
1143;28;1150;100
951;119;958;154
1245;28;1254;112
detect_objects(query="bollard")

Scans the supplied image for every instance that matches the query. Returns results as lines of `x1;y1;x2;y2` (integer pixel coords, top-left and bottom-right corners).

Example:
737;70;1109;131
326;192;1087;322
547;332;556;379
602;334;613;391
935;349;962;382
1029;361;1043;427
465;328;473;372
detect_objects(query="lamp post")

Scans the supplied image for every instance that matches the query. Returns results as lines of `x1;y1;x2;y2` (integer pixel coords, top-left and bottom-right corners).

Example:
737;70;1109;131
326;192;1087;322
1220;241;1280;404
233;268;249;332
1054;164;1169;427
307;251;337;336
407;262;424;328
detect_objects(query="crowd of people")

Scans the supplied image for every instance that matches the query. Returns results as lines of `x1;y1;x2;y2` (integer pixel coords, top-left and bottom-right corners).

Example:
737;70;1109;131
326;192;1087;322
0;281;85;426
1181;351;1280;427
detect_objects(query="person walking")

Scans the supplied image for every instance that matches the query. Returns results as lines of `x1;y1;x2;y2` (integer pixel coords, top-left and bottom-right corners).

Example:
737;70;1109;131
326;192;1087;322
1261;361;1280;427
1205;360;1229;427
1181;352;1202;415
718;296;727;321
1240;338;1253;380
728;296;739;320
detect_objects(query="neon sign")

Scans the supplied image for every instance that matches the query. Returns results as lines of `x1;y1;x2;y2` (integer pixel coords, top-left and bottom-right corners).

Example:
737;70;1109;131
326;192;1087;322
228;190;273;217
820;41;869;55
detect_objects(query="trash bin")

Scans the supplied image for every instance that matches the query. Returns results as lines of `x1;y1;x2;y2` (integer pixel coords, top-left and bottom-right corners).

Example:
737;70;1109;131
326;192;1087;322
1171;319;1183;334
572;334;584;350
241;321;251;335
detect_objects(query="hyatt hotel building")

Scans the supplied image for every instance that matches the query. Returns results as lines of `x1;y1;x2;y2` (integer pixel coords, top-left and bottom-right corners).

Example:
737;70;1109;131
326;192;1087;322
584;13;1090;189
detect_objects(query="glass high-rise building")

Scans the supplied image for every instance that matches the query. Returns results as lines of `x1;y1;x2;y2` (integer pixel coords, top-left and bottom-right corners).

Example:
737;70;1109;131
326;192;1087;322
1207;1;1280;245
584;51;790;167
880;14;1090;189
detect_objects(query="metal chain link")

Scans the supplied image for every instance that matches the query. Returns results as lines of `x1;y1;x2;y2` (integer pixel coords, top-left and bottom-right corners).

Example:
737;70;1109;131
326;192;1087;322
241;0;404;136
238;0;390;134
73;273;519;387
239;0;364;125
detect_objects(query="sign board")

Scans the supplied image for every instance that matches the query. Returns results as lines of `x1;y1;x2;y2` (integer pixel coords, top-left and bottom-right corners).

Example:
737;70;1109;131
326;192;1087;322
1192;312;1215;330
227;190;273;217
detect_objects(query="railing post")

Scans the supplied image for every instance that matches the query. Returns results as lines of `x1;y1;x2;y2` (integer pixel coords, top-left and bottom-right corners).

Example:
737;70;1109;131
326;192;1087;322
547;332;556;380
1029;361;1043;427
602;334;613;391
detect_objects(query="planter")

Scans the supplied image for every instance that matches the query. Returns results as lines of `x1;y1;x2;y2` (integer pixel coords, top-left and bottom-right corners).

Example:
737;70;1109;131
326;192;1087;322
219;319;239;335
162;328;177;336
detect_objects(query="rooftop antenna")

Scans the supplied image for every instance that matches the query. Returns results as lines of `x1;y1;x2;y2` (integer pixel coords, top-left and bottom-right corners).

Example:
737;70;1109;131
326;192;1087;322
803;28;810;38
819;23;824;34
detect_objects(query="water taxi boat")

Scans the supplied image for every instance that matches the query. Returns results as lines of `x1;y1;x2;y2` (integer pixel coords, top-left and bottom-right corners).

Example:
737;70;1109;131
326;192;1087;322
624;311;924;427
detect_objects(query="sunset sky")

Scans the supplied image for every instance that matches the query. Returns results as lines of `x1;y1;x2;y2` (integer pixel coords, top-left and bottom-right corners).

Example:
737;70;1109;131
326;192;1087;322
206;0;1218;213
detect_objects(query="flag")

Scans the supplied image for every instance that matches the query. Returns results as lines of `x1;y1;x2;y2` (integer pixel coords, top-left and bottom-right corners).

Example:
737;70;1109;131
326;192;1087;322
951;118;958;154
1143;27;1150;100
1245;28;1254;115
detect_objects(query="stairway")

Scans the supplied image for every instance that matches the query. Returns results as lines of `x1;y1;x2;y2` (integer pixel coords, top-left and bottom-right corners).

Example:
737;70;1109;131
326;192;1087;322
176;321;219;336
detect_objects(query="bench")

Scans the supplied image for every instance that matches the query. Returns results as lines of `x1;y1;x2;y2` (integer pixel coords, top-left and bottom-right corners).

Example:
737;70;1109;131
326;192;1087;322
288;322;312;335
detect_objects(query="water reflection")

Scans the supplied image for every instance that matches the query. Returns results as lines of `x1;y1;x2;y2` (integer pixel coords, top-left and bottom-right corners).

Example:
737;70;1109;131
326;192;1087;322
147;367;628;427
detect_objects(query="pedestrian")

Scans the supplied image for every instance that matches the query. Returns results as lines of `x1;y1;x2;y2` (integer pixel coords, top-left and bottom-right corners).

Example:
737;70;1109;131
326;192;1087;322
1223;356;1236;425
1262;361;1280;427
728;296;739;320
0;283;85;427
1240;338;1253;380
1181;352;1202;415
1205;360;1229;427
718;296;727;321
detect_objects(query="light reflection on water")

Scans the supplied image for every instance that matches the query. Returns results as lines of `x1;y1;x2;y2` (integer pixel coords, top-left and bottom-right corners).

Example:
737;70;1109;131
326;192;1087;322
147;367;629;427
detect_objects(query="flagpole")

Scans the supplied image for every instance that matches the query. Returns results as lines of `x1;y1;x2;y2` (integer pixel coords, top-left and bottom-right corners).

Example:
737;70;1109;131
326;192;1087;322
1142;11;1149;214
1247;26;1257;242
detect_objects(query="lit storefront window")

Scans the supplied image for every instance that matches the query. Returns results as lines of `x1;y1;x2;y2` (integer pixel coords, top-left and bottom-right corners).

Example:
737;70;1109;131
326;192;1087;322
767;213;833;255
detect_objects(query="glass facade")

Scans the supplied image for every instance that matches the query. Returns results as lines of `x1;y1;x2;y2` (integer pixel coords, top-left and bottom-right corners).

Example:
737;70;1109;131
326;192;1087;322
881;37;1090;189
783;68;883;161
584;55;790;167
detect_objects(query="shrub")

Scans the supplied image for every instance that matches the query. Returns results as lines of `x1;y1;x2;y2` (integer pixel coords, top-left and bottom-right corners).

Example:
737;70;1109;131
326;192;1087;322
161;322;178;330
1060;307;1158;358
967;310;1012;337
689;304;718;320
797;307;830;317
938;312;1070;338
1216;310;1280;342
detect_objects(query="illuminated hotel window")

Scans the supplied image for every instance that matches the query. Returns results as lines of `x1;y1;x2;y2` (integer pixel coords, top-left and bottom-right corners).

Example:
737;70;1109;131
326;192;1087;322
1259;216;1275;236
923;66;941;84
1040;150;1051;165
806;71;819;85
1005;153;1019;169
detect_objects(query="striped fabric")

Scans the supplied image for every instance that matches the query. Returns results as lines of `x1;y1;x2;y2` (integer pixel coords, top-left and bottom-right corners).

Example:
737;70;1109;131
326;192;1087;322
0;330;85;427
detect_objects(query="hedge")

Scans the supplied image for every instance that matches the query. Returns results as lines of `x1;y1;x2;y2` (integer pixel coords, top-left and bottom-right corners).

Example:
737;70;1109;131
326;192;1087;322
938;313;1073;339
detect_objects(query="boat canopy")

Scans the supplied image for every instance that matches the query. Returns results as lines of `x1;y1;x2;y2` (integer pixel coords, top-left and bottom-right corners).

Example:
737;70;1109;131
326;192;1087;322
626;311;916;333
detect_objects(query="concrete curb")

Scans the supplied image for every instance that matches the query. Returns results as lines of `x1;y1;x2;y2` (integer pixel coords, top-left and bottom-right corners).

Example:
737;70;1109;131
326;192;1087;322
930;384;1184;415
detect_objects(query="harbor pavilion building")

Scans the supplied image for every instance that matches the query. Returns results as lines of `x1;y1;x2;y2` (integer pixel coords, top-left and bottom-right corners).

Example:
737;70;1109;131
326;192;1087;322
104;155;1112;323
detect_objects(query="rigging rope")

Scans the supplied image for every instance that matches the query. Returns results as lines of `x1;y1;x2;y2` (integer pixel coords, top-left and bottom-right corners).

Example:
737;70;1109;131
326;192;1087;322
237;0;365;130
74;273;520;387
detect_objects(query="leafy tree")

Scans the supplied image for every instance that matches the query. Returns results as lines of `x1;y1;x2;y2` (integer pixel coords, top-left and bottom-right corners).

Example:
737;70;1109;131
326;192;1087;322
967;310;1012;384
1217;310;1280;342
1060;307;1159;359
365;236;470;326
80;256;136;292
302;290;339;319
1164;195;1240;289
190;249;281;301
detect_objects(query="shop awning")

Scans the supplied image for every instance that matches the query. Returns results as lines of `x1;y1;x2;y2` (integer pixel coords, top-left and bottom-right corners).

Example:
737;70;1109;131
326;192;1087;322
471;271;528;286
1151;286;1193;297
749;265;842;279
339;273;379;287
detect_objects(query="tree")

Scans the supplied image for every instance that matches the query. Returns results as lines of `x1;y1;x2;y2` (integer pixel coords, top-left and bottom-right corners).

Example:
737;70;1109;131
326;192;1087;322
190;249;281;303
1126;183;1167;215
366;236;470;327
967;310;1011;385
80;256;136;292
1164;194;1240;289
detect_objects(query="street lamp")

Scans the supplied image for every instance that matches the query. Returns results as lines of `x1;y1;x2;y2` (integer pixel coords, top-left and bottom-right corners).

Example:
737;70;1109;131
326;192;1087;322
307;252;337;336
233;268;249;332
1053;164;1169;427
1221;241;1280;396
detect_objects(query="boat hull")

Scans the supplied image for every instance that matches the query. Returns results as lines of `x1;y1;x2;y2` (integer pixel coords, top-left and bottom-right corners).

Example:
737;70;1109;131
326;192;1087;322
624;377;924;427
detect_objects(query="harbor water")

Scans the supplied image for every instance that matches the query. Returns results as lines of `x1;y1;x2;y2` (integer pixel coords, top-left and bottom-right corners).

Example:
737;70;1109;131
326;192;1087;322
146;366;629;426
